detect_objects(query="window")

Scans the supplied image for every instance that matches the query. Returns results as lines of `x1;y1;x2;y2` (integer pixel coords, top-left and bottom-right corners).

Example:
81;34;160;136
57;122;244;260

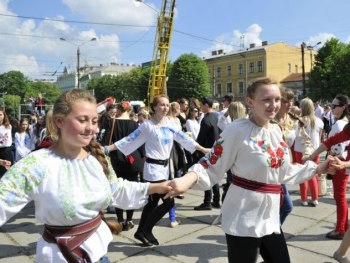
249;62;254;73
238;81;244;94
216;67;221;77
226;82;233;93
227;65;232;76
217;83;222;96
295;65;298;73
238;64;243;75
257;61;263;72
288;63;291;73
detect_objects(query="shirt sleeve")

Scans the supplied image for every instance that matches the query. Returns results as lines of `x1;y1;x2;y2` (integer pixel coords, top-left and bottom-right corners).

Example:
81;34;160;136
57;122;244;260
115;122;149;156
324;130;350;149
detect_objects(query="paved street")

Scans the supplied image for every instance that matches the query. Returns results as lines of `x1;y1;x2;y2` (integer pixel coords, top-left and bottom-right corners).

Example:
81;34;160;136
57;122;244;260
0;177;348;263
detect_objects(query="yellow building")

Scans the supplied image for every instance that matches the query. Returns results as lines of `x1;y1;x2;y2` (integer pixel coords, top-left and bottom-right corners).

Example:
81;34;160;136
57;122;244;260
204;41;313;101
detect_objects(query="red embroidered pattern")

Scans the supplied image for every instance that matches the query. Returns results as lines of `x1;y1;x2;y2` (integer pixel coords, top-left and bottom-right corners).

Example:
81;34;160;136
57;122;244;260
200;136;223;168
251;136;288;169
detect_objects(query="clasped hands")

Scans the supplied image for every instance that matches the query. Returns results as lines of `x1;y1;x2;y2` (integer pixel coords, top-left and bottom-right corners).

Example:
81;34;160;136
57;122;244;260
155;174;196;199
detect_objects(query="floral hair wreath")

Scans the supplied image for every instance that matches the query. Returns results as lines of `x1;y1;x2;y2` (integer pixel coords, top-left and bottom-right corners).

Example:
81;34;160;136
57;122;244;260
119;101;132;112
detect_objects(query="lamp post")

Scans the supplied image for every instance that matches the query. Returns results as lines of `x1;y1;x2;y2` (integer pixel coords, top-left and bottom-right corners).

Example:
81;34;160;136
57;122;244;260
301;42;307;97
307;41;322;70
60;37;96;89
239;53;248;95
134;0;158;12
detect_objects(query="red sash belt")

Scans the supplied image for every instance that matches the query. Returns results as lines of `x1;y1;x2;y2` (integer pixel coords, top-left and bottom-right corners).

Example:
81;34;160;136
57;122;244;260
232;175;284;206
42;213;102;263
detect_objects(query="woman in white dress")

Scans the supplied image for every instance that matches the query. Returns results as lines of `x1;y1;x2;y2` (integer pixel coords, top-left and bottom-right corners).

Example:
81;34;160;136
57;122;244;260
0;89;171;263
104;94;209;246
166;77;329;263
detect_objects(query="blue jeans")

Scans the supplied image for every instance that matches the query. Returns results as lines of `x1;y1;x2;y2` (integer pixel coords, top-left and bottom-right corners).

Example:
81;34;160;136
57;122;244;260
280;184;293;225
99;256;111;263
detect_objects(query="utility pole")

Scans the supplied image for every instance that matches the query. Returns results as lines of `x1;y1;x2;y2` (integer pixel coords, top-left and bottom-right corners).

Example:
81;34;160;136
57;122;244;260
301;42;306;97
77;47;80;89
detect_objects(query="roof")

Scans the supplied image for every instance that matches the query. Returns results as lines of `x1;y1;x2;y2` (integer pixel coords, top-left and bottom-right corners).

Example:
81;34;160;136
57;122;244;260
281;73;309;83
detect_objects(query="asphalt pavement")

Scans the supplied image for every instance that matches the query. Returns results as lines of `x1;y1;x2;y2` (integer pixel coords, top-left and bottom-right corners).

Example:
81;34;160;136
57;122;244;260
0;176;348;263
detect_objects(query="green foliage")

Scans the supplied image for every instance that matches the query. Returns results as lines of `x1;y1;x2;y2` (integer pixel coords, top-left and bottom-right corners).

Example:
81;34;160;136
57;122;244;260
87;68;150;103
0;71;61;119
308;38;350;101
167;53;211;101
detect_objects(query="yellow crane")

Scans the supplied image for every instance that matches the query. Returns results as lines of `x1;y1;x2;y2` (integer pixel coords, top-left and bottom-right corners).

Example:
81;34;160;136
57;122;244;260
147;0;176;106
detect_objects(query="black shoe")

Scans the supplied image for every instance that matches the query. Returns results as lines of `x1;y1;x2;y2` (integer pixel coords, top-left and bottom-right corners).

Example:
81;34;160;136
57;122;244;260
122;220;134;231
194;203;212;210
326;230;344;240
211;202;221;209
106;206;115;214
134;231;153;247
143;231;159;246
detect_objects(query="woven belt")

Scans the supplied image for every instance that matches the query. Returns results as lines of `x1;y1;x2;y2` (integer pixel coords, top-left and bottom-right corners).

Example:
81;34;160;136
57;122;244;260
145;157;169;166
42;213;102;263
232;175;284;206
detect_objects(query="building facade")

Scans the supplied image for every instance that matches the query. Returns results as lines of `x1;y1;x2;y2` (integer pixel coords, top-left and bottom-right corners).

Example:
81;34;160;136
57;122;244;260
204;41;313;101
56;63;138;92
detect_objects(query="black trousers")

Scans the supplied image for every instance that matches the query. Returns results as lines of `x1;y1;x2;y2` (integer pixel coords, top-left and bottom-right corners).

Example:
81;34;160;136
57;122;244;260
203;183;220;204
137;181;174;237
0;147;13;178
225;228;290;263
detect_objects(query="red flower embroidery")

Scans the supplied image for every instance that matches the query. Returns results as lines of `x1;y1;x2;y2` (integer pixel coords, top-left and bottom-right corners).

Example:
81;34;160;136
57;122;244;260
200;160;209;168
253;136;287;169
276;147;284;158
267;146;275;157
280;141;288;148
214;144;223;156
210;154;218;164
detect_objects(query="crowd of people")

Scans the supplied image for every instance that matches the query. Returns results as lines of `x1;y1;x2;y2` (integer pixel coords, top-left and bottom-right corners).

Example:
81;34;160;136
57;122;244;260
0;77;349;263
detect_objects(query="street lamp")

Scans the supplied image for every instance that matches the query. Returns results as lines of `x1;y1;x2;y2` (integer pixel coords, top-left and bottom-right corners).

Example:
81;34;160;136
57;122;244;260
301;41;322;97
307;41;322;70
60;37;96;89
134;0;158;12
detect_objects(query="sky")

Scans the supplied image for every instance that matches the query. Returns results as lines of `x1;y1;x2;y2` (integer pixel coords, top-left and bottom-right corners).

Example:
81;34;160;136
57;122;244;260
0;0;350;82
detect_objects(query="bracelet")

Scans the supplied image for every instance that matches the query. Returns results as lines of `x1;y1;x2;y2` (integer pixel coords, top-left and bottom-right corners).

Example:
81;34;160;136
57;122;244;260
104;146;110;155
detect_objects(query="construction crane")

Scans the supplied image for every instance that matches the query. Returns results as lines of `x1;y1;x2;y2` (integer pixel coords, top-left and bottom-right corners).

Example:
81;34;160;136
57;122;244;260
147;0;176;107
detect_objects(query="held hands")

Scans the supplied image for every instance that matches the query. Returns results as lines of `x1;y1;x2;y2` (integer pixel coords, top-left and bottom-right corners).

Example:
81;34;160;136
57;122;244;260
164;172;198;199
327;156;347;172
0;159;11;170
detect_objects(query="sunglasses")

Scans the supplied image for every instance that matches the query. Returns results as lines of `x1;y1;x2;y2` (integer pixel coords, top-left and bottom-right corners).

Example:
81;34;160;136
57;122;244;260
331;104;343;109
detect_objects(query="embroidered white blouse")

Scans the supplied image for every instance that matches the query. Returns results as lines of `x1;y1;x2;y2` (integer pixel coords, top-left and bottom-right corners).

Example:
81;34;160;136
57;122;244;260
0;124;12;147
189;118;317;238
0;148;151;262
115;119;198;182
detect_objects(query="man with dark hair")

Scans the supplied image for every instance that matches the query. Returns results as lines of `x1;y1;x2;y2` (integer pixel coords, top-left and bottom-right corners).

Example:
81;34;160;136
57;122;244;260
217;94;235;130
193;97;221;210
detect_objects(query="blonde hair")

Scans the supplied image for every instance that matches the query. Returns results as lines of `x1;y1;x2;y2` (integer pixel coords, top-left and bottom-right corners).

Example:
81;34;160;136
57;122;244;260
227;102;246;120
299;98;316;129
169;101;180;117
53;90;109;176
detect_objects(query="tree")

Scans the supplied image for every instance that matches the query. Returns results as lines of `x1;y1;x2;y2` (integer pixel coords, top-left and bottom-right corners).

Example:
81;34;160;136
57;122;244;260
308;38;350;101
167;53;211;101
0;71;31;99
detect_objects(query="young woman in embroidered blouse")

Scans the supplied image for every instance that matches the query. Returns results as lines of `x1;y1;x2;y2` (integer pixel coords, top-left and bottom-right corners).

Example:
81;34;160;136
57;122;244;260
165;77;329;263
0;89;171;263
0;107;13;178
104;94;209;247
294;98;324;207
14;118;34;162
